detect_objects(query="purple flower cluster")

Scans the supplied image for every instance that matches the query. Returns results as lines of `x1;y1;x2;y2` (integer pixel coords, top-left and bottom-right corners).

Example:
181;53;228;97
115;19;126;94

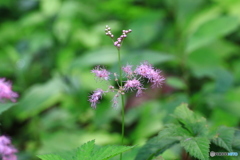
135;62;165;88
91;66;111;81
0;136;18;160
0;78;18;102
89;62;164;109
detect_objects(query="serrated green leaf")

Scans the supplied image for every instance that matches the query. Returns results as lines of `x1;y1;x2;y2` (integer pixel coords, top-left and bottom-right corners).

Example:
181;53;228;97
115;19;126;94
135;137;178;160
91;145;135;160
76;140;95;159
158;124;191;139
180;137;210;160
0;103;16;115
37;154;66;160
46;140;135;160
173;103;208;136
212;126;235;152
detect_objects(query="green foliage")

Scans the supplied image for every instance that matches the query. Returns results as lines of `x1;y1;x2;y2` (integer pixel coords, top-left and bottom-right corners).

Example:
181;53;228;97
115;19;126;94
37;140;135;160
180;137;210;160
0;103;16;115
212;126;235;152
0;0;240;159
136;104;238;160
135;137;178;160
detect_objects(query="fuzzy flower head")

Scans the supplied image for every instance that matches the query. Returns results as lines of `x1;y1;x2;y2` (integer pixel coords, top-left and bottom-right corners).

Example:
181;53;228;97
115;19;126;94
89;89;104;109
91;66;111;81
135;62;165;88
0;135;18;160
0;78;18;102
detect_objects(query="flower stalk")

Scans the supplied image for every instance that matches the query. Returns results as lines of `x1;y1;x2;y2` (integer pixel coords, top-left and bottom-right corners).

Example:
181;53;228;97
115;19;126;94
89;25;165;160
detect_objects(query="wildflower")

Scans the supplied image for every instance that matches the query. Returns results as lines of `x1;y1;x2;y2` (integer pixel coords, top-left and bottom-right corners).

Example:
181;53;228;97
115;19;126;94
0;78;18;102
135;62;164;88
0;135;18;160
89;89;105;109
124;79;144;97
124;79;142;91
91;66;111;81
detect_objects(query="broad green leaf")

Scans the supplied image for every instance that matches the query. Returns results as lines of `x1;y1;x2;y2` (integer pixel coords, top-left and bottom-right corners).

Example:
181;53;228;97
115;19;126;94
75;140;135;160
91;144;135;160
187;48;222;78
71;47;118;68
37;154;66;160
135;137;178;160
76;140;95;159
0;103;16;115
128;11;164;48
14;77;65;120
41;0;61;17
173;103;208;136
212;126;235;152
121;50;175;66
109;147;139;160
180;137;210;160
223;87;240;118
38;140;134;160
187;16;239;53
131;102;163;143
158;124;191;139
166;77;186;90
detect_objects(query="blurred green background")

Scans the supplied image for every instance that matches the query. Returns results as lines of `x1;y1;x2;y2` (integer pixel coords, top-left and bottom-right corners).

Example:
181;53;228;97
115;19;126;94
0;0;240;159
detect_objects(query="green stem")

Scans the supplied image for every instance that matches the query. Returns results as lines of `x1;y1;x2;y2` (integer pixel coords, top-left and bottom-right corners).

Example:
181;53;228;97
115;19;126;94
118;48;125;160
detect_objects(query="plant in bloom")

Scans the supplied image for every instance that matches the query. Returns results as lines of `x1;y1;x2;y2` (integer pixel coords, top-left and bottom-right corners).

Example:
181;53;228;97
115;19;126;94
0;78;18;102
89;62;164;109
0;135;18;160
88;25;165;109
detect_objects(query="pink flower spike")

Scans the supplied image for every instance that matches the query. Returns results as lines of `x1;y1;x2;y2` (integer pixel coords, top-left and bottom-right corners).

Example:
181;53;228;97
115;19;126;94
89;89;104;109
91;66;111;81
0;78;18;102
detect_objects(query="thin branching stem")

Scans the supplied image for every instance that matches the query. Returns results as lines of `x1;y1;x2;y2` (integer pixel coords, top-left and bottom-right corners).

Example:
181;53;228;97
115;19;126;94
118;48;125;160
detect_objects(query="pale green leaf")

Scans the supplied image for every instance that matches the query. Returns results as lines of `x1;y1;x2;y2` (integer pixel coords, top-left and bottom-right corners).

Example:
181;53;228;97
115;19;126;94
91;145;135;160
212;126;235;151
180;137;210;160
173;103;208;136
166;77;186;90
187;16;240;53
135;137;178;160
14;77;65;120
0;103;16;115
37;154;66;160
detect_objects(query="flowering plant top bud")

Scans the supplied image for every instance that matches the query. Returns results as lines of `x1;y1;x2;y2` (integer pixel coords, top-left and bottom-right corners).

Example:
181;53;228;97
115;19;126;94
0;78;18;102
105;25;132;49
